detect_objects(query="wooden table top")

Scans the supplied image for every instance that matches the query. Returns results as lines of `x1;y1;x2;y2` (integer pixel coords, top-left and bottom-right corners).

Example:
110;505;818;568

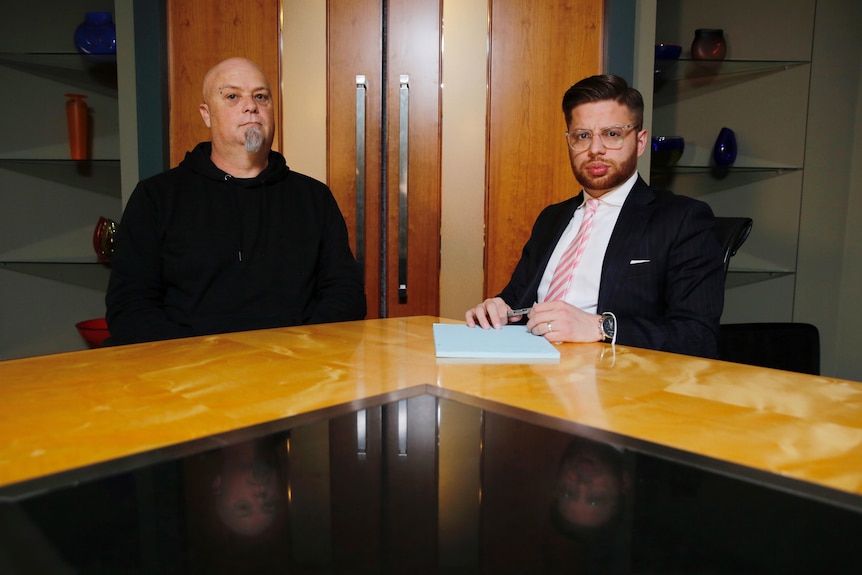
2;316;862;508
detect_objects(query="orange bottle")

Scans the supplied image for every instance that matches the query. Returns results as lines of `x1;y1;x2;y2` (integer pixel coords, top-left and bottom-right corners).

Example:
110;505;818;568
65;93;89;160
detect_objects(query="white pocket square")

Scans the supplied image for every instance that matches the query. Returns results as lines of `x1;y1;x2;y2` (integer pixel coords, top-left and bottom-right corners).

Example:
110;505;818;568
629;259;650;265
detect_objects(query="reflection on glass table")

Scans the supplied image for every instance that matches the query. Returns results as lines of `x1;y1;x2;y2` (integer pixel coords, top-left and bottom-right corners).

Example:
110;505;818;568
2;397;860;574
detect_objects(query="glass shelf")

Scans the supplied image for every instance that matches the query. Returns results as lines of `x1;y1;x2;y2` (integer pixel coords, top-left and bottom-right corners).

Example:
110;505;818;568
726;269;793;289
0;259;110;291
649;164;803;196
654;58;809;84
0;52;117;98
0;257;105;265
651;164;802;175
0;159;121;198
0;158;120;166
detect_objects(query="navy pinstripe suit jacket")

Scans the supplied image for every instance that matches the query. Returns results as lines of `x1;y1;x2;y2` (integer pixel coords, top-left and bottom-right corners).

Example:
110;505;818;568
498;175;725;359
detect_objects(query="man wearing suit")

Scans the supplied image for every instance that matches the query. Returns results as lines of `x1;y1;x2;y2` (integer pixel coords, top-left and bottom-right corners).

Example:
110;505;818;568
466;74;724;358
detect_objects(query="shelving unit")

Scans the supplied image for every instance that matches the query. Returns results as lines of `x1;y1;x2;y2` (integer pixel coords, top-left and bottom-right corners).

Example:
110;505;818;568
0;0;123;359
0;57;121;265
649;0;816;323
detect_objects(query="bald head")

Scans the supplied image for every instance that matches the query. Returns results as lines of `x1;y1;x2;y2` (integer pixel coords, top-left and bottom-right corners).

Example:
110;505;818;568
202;57;270;104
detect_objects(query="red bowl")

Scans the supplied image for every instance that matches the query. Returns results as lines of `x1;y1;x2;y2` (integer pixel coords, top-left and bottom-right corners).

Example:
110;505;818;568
76;318;111;348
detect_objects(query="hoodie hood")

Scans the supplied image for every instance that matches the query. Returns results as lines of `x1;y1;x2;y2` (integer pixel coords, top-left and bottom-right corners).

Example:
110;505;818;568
179;142;290;187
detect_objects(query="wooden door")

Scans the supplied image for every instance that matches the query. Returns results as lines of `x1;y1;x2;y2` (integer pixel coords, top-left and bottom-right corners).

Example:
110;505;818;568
328;0;384;319
167;0;281;168
328;0;442;319
485;0;603;297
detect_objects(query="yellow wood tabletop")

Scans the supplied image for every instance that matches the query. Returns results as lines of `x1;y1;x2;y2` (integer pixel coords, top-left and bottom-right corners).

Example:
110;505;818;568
2;316;861;501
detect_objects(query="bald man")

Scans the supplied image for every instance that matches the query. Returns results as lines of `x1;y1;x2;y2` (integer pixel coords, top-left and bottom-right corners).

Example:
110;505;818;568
106;57;366;344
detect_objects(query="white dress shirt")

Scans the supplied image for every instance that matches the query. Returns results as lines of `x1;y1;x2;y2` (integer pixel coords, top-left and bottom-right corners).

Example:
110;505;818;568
536;172;638;313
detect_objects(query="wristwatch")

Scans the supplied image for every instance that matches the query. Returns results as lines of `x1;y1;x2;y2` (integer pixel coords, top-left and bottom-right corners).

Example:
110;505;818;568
600;312;616;342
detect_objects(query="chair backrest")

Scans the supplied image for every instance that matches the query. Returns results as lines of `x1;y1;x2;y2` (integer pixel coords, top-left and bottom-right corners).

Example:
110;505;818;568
713;217;753;275
718;322;820;375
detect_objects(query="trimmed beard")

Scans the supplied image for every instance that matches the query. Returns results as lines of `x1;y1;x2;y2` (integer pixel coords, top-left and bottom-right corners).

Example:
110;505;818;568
572;150;638;194
245;126;264;153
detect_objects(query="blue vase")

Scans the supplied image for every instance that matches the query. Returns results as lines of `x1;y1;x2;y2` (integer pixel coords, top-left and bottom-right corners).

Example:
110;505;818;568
74;12;117;56
712;127;737;167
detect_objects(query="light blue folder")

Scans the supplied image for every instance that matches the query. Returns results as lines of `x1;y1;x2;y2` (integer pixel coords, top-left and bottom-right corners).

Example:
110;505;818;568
433;323;560;360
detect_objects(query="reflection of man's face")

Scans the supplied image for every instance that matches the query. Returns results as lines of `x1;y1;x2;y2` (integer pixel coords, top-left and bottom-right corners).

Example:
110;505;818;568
555;439;628;529
556;452;624;528
213;459;279;536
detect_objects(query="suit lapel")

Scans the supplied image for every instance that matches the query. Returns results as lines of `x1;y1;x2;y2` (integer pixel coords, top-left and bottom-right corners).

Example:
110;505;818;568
537;192;582;270
598;177;655;309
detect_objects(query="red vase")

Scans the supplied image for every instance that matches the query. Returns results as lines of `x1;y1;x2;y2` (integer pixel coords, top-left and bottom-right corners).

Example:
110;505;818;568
65;93;89;160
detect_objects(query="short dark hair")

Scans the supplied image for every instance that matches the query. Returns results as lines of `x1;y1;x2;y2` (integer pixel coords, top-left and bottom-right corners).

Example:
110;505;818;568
562;74;643;128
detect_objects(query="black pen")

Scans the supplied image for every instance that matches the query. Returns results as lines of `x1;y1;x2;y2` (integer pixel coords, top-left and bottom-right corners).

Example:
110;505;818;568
507;306;533;318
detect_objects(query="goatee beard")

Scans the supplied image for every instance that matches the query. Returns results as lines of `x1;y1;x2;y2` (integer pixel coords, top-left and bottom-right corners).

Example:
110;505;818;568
245;127;264;153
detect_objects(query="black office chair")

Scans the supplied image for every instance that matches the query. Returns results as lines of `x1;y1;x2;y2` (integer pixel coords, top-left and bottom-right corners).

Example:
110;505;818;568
718;322;821;375
711;218;820;375
713;217;753;276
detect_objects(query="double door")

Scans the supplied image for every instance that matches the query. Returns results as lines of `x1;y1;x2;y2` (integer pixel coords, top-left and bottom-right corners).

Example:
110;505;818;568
327;0;603;317
328;0;442;319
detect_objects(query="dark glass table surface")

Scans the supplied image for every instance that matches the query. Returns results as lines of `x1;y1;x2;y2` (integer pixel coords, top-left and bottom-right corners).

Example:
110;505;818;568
2;395;860;574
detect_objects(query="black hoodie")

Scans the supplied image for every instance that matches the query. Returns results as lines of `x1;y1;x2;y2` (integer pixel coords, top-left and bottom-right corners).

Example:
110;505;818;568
105;143;366;345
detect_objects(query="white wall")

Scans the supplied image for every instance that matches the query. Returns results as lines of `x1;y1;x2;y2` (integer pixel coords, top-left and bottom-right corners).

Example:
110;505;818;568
281;0;327;183
800;0;862;380
838;68;862;381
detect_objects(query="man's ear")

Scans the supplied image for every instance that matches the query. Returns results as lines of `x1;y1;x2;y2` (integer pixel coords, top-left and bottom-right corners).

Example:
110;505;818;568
199;103;211;128
635;127;648;157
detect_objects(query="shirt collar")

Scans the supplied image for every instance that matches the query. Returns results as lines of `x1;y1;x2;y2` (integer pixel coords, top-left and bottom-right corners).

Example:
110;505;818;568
580;171;639;208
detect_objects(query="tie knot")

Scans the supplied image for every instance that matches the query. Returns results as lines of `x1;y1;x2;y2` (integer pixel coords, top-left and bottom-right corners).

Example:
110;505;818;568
584;198;599;212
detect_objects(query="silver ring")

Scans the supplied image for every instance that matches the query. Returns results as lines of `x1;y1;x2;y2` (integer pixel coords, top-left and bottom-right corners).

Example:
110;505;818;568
547;322;553;333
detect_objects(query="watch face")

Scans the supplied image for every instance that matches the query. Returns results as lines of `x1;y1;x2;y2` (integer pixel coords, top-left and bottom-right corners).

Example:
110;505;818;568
602;315;616;338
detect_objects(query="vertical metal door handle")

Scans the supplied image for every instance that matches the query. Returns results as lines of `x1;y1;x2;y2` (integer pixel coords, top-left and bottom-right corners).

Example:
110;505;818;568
397;398;408;457
355;75;367;272
397;75;409;303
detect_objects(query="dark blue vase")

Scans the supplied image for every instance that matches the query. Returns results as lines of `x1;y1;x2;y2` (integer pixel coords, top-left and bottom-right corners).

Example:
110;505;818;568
712;127;737;167
74;12;117;56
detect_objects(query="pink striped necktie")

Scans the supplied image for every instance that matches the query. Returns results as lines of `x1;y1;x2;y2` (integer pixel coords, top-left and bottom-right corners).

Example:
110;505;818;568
545;198;599;302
